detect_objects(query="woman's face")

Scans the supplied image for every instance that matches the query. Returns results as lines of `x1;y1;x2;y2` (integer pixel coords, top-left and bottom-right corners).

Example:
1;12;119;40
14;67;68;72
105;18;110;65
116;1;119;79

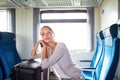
40;27;54;43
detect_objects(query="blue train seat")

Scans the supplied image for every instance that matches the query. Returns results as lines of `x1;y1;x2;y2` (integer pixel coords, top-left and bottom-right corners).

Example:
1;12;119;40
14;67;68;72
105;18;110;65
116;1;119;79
92;24;119;80
97;24;120;80
83;24;120;80
82;31;104;67
81;31;104;79
0;32;21;80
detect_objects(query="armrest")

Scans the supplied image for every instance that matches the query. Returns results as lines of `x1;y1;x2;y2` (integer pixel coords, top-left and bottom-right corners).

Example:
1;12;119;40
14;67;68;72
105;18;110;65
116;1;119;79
80;60;92;62
82;67;96;69
21;58;41;63
82;68;96;72
82;68;95;80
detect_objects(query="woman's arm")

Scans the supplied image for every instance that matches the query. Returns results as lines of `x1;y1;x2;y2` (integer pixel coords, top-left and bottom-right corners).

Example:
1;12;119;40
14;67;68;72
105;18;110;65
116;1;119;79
41;46;48;60
31;40;41;56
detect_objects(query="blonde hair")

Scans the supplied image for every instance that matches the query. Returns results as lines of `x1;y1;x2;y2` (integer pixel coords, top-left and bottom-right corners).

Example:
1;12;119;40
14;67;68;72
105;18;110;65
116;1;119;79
40;26;54;34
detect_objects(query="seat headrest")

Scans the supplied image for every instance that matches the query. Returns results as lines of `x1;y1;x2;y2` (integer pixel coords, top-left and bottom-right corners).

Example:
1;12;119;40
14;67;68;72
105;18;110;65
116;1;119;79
96;33;101;41
103;24;118;38
96;31;104;41
110;24;118;38
0;32;15;40
102;24;118;46
99;31;104;39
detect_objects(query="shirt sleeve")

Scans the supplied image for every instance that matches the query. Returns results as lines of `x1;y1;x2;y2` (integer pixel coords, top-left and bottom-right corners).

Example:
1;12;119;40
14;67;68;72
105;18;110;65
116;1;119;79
42;43;68;69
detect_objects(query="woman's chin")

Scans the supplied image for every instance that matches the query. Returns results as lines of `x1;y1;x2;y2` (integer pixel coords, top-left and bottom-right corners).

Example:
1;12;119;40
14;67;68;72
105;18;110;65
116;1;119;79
44;41;50;44
44;40;53;44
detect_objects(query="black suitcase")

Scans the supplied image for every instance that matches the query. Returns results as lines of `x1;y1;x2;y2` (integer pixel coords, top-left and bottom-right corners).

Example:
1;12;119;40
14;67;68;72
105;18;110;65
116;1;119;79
11;59;45;80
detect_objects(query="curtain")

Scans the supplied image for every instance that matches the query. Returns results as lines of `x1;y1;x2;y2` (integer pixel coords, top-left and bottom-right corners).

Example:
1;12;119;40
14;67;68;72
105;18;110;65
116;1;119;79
8;8;16;33
87;7;94;51
33;8;40;45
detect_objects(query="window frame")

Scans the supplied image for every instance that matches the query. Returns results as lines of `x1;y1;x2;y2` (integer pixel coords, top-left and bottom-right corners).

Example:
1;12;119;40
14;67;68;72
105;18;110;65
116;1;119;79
0;9;15;33
40;10;87;23
39;9;94;52
0;10;9;32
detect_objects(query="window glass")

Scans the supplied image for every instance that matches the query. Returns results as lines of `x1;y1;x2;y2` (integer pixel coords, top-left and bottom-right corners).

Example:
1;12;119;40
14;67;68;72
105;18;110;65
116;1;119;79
39;10;92;52
41;13;87;20
0;10;10;32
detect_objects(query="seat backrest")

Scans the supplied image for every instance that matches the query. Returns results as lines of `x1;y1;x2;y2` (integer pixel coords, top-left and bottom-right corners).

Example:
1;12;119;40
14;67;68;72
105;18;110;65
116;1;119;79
96;24;120;80
90;31;104;68
0;32;21;79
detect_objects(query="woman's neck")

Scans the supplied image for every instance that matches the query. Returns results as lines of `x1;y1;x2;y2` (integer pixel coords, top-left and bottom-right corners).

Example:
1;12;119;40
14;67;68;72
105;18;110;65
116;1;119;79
48;41;57;54
48;41;56;47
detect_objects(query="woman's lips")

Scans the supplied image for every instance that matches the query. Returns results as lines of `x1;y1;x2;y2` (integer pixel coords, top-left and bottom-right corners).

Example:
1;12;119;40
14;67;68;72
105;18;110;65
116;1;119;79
45;38;50;41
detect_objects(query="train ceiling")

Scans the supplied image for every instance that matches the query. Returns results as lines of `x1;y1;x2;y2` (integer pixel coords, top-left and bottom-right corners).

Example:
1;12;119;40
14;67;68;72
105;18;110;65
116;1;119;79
0;0;103;8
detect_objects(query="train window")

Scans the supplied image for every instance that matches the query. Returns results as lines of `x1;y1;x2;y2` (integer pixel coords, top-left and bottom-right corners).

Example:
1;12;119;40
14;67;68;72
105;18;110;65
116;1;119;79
42;13;87;19
39;10;92;52
0;10;10;32
40;10;87;23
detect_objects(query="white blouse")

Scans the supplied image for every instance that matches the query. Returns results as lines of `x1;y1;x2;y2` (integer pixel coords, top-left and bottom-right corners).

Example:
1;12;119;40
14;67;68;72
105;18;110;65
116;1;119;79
42;42;84;78
31;42;84;79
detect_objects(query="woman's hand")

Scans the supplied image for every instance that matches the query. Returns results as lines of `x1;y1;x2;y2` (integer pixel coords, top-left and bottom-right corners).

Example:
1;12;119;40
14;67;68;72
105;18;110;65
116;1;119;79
31;40;48;60
30;40;46;56
38;40;48;60
38;40;47;48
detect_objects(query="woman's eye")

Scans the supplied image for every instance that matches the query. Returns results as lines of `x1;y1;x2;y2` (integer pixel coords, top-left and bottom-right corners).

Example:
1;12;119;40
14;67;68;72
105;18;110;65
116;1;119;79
48;32;51;34
41;32;52;36
41;33;45;36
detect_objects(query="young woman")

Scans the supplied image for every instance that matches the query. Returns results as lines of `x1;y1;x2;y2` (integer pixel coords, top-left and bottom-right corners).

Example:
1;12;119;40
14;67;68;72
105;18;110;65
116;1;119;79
31;26;84;80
